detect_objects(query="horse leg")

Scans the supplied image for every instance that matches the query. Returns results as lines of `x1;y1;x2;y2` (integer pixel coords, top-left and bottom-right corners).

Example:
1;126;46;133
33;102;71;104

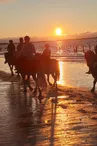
11;65;14;76
36;79;44;103
32;74;38;95
16;69;20;77
27;75;33;91
21;74;27;92
17;72;20;78
91;79;96;92
47;74;52;86
51;73;58;91
38;86;44;103
51;73;57;87
9;64;14;76
33;73;43;102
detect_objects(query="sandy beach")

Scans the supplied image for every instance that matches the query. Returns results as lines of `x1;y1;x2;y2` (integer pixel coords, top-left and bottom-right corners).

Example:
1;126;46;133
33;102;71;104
0;57;97;146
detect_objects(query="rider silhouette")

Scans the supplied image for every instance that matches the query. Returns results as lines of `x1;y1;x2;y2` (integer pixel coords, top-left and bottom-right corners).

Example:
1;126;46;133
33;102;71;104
18;36;36;59
4;40;15;63
7;40;15;55
17;37;23;52
43;44;51;60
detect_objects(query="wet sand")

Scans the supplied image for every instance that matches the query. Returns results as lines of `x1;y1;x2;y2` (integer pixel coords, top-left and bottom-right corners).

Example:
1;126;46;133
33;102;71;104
0;58;97;146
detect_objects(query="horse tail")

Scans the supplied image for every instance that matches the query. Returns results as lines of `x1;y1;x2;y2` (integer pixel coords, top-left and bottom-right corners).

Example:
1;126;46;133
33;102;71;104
56;71;60;81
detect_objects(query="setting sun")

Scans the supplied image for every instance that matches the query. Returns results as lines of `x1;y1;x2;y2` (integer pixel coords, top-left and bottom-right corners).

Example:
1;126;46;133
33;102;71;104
55;28;62;36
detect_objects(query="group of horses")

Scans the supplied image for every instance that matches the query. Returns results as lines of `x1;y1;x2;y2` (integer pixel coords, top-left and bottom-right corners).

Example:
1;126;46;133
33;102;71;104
4;52;60;102
4;49;97;101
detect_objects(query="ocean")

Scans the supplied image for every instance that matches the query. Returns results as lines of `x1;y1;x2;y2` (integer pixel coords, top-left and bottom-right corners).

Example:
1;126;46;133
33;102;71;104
0;39;95;90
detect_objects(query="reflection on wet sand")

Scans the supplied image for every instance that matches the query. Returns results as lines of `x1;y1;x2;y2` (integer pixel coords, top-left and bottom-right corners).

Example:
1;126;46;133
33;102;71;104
57;61;66;86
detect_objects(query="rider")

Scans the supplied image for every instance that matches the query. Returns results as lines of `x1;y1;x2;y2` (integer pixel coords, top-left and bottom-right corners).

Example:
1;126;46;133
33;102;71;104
7;40;15;55
42;44;51;60
4;40;15;63
17;37;23;52
18;36;36;60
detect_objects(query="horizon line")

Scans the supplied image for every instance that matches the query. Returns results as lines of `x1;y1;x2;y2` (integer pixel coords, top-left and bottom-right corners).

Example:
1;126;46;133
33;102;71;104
0;36;97;44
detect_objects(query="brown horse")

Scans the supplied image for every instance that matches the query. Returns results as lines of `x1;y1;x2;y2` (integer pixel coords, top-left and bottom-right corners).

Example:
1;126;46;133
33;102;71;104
15;56;60;94
4;52;60;100
34;53;60;86
4;53;15;76
85;50;97;92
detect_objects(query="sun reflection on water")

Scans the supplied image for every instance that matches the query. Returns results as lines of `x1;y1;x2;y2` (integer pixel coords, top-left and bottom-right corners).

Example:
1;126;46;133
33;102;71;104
57;61;66;86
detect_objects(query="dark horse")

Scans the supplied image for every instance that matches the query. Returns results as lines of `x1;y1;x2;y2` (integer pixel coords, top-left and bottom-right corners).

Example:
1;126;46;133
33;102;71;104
16;56;60;85
34;53;60;87
15;55;60;97
4;52;60;99
4;53;15;76
85;50;97;92
4;52;59;87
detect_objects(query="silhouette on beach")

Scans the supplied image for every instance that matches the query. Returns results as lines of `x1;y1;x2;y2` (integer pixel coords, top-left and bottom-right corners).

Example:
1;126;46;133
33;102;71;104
4;36;60;101
17;37;23;52
4;40;15;64
85;49;97;92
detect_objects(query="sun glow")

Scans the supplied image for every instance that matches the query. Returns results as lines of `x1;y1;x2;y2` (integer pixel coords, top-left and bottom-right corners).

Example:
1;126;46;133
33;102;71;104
55;28;62;36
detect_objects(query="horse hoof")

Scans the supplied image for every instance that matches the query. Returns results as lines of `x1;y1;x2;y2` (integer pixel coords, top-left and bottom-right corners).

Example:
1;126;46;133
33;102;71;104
91;89;95;92
49;83;53;86
17;74;20;78
38;95;44;103
52;98;57;103
24;89;27;92
30;88;33;92
33;90;37;96
11;74;14;77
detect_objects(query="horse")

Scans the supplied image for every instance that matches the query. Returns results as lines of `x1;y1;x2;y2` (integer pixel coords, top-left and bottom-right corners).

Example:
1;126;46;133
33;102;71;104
42;59;60;86
4;51;60;101
15;55;60;95
34;53;60;87
4;52;20;76
4;53;15;76
85;50;97;92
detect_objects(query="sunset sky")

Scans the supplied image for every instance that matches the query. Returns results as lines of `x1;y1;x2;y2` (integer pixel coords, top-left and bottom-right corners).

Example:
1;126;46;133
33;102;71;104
0;0;97;38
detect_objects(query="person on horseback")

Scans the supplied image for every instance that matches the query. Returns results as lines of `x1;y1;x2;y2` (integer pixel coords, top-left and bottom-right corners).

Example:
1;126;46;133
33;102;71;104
17;37;23;52
4;40;15;63
14;38;24;73
7;40;15;55
43;44;51;60
17;36;36;60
